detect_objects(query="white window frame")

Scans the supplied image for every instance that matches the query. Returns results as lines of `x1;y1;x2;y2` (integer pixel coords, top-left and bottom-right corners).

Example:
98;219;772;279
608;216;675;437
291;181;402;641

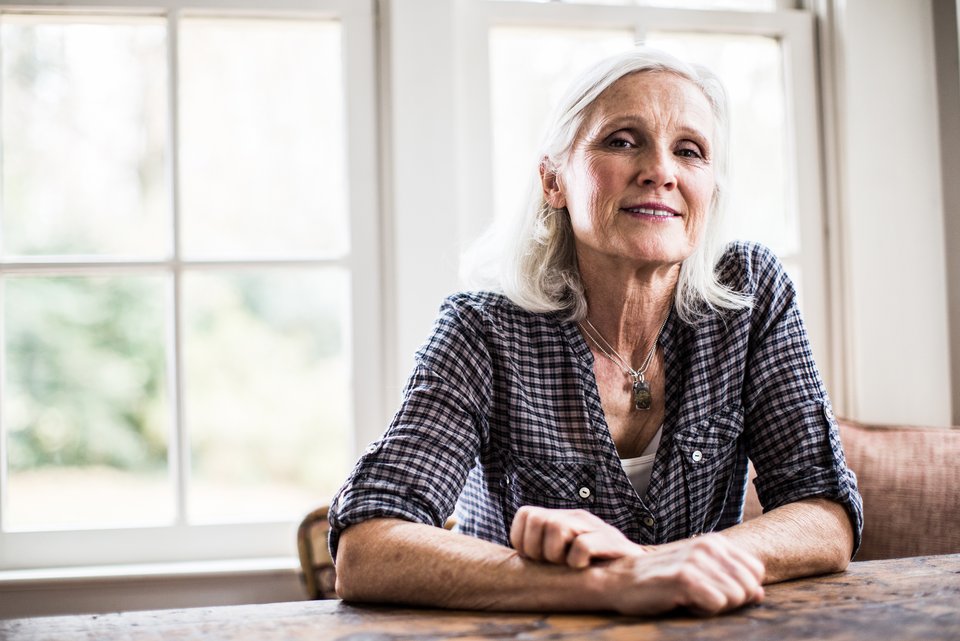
455;0;834;390
0;0;381;570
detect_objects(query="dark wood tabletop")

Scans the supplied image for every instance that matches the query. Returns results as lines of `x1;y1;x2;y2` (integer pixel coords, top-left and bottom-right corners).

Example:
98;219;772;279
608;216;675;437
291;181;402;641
2;553;959;641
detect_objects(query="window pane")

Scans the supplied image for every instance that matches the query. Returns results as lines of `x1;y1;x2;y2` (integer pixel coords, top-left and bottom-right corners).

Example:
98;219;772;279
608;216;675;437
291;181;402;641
0;15;169;258
179;18;347;259
489;27;634;224
646;32;796;255
3;275;172;530
183;268;351;523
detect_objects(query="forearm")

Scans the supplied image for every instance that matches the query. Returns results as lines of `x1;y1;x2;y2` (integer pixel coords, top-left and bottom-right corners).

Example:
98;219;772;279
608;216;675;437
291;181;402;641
336;515;765;616
335;518;607;611
720;498;854;584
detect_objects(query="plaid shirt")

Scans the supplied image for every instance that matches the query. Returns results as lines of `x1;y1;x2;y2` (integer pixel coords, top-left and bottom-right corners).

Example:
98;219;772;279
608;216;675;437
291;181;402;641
328;242;863;558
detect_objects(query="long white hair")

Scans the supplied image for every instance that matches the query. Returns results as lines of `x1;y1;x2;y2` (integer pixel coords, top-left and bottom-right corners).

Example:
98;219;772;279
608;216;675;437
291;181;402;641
462;46;752;323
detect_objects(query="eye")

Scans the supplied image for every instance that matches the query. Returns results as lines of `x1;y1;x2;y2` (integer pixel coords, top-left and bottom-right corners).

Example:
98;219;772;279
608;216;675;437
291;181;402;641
676;141;705;160
606;131;637;149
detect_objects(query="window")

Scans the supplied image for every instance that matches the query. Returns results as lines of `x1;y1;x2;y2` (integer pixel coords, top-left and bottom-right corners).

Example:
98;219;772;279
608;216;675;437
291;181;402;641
0;0;379;570
0;0;832;575
460;0;830;383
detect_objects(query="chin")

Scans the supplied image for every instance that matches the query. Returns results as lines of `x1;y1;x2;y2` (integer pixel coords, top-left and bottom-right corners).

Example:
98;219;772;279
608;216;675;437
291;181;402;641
629;243;692;267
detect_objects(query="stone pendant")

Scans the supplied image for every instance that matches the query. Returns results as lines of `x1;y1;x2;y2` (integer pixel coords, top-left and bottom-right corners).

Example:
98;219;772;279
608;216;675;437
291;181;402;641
633;379;652;410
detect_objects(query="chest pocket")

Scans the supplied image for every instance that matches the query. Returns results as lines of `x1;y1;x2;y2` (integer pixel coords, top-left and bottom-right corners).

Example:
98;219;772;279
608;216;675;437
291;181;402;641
500;456;599;529
672;405;745;535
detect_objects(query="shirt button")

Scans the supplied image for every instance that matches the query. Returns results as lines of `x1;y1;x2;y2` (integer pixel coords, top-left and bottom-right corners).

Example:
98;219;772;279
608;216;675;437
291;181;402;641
643;516;655;527
692;450;703;463
578;487;591;499
364;442;379;455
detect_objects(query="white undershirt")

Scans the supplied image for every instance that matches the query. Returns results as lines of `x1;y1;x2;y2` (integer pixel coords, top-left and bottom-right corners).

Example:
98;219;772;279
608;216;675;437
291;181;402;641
620;425;663;497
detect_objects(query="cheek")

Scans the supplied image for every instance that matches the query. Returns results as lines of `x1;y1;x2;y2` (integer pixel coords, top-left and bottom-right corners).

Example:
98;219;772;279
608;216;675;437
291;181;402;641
687;172;716;215
566;158;618;213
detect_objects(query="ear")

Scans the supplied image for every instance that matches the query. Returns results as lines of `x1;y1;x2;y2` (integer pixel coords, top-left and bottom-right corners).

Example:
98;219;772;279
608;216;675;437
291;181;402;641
539;159;567;209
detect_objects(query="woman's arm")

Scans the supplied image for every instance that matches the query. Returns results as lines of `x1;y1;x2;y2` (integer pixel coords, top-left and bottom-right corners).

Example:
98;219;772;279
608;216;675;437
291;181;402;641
335;516;765;616
718;497;854;583
505;501;851;587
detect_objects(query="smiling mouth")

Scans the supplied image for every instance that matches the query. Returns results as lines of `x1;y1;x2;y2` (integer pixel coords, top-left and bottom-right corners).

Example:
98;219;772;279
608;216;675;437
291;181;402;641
622;206;680;217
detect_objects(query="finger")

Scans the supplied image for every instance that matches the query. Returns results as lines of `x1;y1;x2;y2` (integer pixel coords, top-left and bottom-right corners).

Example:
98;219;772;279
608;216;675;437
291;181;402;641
721;541;766;587
542;509;600;564
670;541;760;614
509;507;530;553
666;559;730;616
716;553;764;603
696;537;765;600
677;564;751;615
566;530;633;569
567;532;597;569
702;543;760;600
541;520;575;565
520;509;548;561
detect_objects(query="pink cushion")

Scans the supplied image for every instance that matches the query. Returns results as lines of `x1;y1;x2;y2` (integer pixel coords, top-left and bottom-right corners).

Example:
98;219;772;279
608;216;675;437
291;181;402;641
743;419;960;560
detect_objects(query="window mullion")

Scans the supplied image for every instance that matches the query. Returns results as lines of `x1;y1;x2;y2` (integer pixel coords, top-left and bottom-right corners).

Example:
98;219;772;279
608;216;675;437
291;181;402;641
166;8;189;528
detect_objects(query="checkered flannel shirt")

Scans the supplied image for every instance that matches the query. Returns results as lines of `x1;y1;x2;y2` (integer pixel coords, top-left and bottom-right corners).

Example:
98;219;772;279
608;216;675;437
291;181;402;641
328;242;864;558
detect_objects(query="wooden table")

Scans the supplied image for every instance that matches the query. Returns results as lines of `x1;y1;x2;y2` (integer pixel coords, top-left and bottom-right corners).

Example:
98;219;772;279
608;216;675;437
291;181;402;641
2;554;959;641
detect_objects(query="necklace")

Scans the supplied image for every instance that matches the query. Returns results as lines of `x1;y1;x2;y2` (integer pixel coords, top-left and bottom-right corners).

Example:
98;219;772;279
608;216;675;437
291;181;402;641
580;315;669;411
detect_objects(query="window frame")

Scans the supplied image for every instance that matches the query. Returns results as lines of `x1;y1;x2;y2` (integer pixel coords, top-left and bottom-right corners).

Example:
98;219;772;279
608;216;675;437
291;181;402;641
0;0;381;571
456;0;832;389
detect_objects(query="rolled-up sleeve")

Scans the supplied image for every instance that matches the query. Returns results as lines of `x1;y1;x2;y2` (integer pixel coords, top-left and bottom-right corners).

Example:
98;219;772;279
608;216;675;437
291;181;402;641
327;300;492;560
740;246;864;555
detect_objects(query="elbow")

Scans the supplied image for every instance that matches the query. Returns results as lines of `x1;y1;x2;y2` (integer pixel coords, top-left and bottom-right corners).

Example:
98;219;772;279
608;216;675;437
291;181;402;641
824;507;856;574
828;544;851;574
333;560;355;601
813;498;856;575
333;527;367;601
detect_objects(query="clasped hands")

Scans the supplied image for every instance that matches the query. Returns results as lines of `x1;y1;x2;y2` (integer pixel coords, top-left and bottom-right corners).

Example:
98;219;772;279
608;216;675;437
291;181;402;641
510;506;765;616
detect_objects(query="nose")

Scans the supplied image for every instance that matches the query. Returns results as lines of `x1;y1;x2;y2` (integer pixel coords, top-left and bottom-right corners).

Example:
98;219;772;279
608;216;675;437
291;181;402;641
636;146;677;190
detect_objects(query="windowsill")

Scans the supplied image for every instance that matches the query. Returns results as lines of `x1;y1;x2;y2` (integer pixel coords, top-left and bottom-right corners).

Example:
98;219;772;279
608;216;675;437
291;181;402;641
0;556;300;590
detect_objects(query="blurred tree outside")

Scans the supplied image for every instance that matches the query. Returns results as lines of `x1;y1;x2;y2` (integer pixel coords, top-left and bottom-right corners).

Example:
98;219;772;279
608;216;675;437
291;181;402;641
183;270;351;522
5;276;168;473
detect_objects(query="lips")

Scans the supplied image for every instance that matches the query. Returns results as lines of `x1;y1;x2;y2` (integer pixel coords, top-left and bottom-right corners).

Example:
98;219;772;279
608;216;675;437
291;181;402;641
621;202;681;217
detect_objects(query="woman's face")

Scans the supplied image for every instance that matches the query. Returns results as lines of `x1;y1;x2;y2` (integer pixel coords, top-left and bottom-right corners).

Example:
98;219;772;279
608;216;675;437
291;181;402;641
543;71;717;273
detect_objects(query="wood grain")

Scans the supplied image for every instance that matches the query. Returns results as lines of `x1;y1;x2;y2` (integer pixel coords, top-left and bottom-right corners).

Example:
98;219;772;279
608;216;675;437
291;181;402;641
3;554;958;641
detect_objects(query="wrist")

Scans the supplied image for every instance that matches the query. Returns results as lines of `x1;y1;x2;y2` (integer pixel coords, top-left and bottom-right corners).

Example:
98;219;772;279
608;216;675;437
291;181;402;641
580;563;618;611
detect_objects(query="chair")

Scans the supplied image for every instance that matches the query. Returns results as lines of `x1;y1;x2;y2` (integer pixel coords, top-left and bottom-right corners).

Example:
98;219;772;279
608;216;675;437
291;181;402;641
743;418;960;560
297;505;338;599
297;506;457;599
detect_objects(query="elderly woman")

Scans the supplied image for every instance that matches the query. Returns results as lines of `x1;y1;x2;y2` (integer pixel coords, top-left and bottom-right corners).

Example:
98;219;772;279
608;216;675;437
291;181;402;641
328;47;863;616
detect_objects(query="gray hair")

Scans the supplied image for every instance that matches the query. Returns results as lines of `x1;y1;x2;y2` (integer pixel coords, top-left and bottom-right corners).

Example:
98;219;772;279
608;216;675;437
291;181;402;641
462;46;752;323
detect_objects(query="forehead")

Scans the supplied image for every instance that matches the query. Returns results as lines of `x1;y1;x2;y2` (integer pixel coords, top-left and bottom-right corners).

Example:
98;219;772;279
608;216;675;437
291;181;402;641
582;71;715;136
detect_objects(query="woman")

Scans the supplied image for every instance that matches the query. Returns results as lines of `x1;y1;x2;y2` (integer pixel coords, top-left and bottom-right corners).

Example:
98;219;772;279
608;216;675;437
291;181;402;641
328;47;863;616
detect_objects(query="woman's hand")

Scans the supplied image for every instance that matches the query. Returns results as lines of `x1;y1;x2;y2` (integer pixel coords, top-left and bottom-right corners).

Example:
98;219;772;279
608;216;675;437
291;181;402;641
509;506;641;568
603;534;766;616
509;506;765;615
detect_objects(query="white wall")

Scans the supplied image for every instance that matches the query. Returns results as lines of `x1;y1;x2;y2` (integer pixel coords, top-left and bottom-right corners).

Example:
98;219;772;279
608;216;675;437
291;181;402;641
379;0;465;430
835;0;953;425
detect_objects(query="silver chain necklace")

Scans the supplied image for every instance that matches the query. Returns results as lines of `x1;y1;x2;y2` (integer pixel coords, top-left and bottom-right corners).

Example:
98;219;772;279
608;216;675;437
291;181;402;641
579;316;668;411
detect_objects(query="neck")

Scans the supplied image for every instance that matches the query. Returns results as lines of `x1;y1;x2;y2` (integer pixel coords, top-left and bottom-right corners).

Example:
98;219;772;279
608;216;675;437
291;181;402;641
579;256;678;362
